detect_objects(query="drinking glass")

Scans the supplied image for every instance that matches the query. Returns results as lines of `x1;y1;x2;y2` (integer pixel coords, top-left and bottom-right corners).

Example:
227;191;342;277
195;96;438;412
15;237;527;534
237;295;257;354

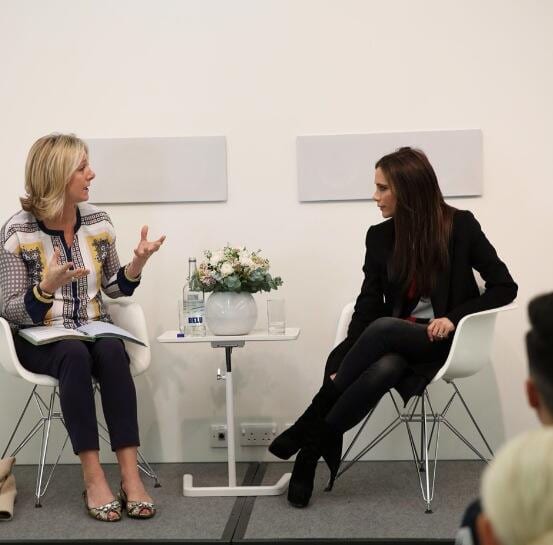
177;298;185;335
267;298;285;335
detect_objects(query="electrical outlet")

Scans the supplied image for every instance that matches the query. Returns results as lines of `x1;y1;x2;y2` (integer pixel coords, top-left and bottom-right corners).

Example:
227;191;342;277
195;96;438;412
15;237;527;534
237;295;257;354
240;423;277;446
210;424;228;448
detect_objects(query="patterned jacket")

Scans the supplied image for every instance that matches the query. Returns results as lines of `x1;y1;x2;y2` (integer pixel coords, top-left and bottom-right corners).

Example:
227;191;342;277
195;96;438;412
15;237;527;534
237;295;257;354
0;203;139;329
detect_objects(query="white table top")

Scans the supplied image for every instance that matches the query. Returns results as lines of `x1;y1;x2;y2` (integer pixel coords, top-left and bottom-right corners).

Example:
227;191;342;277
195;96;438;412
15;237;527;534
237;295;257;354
157;327;300;344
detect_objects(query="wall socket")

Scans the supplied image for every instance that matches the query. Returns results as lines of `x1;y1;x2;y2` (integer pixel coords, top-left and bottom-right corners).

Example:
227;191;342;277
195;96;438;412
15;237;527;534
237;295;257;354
210;424;228;448
240;423;277;446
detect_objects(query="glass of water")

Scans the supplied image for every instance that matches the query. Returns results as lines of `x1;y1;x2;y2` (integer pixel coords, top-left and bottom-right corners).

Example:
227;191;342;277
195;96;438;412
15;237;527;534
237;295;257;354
267;298;285;335
177;298;185;335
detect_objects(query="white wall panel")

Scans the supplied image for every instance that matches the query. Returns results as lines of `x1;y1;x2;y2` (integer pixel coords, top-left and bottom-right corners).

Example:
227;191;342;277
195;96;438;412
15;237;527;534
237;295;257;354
87;136;227;204
297;129;482;202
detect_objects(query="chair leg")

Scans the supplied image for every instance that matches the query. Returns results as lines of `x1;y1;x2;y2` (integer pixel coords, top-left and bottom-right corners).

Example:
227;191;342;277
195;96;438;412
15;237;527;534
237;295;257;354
137;451;161;488
402;391;441;513
449;381;494;459
335;394;403;480
419;398;425;472
34;390;53;507
1;387;37;458
437;381;493;462
333;381;491;513
4;387;67;507
421;394;432;513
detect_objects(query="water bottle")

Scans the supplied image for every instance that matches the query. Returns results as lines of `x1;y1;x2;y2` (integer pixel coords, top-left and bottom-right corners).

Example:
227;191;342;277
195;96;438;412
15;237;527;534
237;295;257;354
182;257;206;337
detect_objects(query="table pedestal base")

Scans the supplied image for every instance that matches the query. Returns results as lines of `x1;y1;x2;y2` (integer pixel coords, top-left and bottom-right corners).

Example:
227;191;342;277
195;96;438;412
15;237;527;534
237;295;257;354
183;472;291;497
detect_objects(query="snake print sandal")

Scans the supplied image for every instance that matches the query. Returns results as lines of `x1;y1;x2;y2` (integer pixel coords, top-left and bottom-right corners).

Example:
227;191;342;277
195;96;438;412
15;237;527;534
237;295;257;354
82;491;122;522
119;485;156;519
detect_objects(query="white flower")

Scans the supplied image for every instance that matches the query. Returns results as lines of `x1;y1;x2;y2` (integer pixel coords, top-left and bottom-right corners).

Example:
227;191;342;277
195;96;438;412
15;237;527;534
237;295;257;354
239;253;254;268
209;250;224;267
220;262;234;277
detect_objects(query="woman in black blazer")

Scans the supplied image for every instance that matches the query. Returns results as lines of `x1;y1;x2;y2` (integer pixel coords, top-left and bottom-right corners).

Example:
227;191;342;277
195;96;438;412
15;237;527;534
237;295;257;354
270;147;517;508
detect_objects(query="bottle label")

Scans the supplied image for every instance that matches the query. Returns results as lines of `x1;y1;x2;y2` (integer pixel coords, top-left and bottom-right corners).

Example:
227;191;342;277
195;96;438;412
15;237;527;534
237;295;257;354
187;316;203;324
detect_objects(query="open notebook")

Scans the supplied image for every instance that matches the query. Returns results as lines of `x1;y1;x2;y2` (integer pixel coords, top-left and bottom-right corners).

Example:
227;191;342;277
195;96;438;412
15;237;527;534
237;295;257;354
18;321;147;347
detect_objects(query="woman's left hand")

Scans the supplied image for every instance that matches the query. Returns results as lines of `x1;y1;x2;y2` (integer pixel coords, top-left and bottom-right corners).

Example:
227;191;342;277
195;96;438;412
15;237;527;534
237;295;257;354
427;317;455;342
127;225;166;278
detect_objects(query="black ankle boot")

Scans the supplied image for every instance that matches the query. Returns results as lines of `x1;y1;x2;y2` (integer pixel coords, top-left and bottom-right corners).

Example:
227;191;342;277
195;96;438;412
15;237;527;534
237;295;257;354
287;419;341;508
269;379;340;460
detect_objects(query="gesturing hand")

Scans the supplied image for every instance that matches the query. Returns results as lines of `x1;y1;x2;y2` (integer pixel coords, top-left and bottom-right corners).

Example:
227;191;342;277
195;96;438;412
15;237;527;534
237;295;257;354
40;247;89;294
126;226;166;278
427;317;455;342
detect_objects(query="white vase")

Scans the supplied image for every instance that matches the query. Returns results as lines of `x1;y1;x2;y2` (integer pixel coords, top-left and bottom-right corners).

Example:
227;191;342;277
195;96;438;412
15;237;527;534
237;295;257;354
205;292;258;335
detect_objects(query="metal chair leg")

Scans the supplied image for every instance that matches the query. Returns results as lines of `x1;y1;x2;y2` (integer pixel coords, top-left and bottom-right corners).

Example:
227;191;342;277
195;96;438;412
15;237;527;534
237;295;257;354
450;381;494;459
421;394;432;513
2;386;67;507
137;451;161;488
334;381;493;513
336;394;403;479
34;389;56;507
1;387;37;459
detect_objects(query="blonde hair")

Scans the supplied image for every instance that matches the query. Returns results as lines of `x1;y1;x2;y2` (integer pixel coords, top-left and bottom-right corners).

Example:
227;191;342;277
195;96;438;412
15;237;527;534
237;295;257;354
481;428;553;545
20;133;88;220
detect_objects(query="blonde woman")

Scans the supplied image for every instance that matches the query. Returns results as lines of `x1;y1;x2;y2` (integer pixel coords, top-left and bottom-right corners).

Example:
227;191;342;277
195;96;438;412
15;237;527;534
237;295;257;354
0;134;165;521
478;429;553;545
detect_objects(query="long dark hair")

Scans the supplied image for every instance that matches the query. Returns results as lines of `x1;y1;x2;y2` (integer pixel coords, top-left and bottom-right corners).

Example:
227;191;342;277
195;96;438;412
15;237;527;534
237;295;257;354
375;147;455;296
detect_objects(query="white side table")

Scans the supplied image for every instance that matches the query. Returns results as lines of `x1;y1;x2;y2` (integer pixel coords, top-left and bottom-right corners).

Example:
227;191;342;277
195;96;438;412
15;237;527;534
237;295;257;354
157;328;300;497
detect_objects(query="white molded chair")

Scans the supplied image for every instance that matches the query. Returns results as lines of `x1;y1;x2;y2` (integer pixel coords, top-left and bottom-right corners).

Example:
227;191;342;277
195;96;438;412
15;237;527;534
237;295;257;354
0;299;160;506
333;302;516;513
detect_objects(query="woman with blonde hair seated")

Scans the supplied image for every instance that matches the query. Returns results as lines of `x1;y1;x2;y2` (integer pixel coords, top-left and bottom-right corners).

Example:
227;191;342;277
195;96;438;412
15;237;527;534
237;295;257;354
477;428;553;545
0;133;165;521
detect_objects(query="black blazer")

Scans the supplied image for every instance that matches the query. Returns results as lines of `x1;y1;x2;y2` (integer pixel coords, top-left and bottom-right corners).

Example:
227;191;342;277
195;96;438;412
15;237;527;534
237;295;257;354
325;210;518;397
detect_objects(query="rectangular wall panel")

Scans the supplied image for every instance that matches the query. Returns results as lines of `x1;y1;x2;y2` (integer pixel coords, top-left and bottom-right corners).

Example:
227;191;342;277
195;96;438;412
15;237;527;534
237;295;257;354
297;129;482;202
86;136;228;204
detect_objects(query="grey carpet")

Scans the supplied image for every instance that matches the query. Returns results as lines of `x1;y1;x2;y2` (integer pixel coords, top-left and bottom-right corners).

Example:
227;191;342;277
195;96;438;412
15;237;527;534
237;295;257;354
0;461;482;542
243;460;484;540
1;462;248;542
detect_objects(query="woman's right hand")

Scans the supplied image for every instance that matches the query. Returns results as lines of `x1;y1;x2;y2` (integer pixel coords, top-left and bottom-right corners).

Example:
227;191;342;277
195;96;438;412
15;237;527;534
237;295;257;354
40;247;89;294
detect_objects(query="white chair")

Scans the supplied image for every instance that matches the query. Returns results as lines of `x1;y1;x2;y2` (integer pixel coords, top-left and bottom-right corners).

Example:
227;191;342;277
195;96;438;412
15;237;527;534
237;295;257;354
0;299;160;507
333;301;516;513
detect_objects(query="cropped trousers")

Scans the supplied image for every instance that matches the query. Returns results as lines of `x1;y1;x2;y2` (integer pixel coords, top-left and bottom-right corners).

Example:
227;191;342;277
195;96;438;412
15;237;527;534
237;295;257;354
14;336;139;455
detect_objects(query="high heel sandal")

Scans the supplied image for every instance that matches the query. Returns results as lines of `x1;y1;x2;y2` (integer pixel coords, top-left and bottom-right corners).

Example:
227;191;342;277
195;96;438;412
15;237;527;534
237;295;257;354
119;484;156;519
82;491;122;522
287;419;342;508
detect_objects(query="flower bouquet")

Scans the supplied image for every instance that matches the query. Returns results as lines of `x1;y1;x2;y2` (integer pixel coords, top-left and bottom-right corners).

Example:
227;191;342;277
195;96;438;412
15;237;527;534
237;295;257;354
197;246;283;335
195;246;283;293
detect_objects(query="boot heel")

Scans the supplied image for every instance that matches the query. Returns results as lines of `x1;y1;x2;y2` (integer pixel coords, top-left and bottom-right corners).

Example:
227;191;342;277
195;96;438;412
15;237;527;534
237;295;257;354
322;435;342;492
324;473;336;492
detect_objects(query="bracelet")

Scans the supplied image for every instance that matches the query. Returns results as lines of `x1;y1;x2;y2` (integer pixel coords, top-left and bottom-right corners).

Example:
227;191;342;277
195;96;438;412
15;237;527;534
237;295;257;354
33;284;54;304
124;264;141;282
37;283;54;298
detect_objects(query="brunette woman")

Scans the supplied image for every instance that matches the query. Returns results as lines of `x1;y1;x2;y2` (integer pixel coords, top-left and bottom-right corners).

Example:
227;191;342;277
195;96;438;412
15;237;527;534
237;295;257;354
269;147;518;508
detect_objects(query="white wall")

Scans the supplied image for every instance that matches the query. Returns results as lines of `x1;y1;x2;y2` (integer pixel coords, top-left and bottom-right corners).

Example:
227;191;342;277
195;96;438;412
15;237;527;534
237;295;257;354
1;0;551;464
